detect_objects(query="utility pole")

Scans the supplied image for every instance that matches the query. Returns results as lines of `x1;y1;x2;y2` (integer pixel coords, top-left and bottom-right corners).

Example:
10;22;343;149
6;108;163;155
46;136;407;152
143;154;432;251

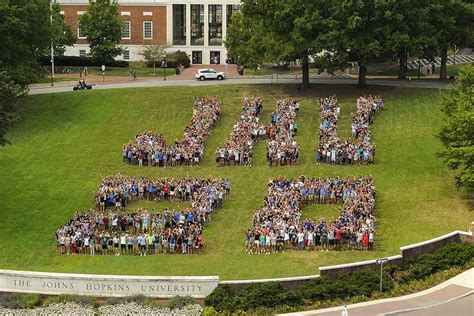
50;0;55;87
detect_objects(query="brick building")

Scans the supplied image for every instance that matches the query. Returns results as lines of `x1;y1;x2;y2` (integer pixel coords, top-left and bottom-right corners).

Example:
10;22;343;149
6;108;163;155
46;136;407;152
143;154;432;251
57;0;241;64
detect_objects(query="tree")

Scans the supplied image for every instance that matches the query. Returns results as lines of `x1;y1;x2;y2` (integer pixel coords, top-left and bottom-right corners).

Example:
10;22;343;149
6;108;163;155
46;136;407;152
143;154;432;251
0;72;25;146
0;0;51;87
139;43;169;74
226;0;334;89
376;0;435;79
78;0;123;61
427;0;474;80
438;65;474;187
50;2;76;56
0;0;51;145
329;0;385;87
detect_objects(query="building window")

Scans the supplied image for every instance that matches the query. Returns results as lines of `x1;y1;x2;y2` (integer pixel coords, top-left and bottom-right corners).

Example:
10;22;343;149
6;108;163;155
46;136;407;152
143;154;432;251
192;51;202;64
191;5;204;46
226;4;240;27
79;50;86;57
77;23;86;39
123;50;130;60
143;21;153;39
122;21;131;39
209;5;222;46
172;4;186;45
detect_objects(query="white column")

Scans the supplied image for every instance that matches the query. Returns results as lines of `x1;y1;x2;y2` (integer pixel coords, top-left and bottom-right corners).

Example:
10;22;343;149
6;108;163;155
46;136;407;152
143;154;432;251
204;4;209;47
166;4;173;45
185;3;191;47
222;4;227;44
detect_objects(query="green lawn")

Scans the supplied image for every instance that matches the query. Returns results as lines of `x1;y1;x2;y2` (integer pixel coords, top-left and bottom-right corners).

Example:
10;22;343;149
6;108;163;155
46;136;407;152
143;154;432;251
0;84;471;280
89;66;176;77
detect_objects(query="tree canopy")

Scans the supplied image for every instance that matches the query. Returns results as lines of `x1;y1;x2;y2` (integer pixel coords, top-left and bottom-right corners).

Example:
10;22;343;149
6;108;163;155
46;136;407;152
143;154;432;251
78;0;123;61
438;65;474;187
226;0;474;87
50;2;76;56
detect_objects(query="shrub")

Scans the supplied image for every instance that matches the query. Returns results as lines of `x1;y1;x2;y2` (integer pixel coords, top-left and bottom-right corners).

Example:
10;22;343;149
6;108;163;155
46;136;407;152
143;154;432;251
0;293;41;309
233;282;284;311
124;294;147;304
37;56;129;68
167;295;196;309
105;297;120;305
204;285;234;312
166;51;191;68
43;294;97;308
399;243;474;283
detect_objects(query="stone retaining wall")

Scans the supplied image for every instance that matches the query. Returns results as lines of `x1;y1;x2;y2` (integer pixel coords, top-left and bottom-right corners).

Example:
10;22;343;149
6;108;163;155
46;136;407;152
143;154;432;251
1;226;472;297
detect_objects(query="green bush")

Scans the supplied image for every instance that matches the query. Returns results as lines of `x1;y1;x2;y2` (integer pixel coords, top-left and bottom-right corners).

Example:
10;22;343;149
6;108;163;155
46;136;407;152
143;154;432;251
43;294;97;307
166;51;191;68
124;294;147;304
399;242;474;283
37;56;129;68
205;243;473;313
167;295;196;309
234;282;284;311
105;297;120;305
204;285;234;312
0;293;41;309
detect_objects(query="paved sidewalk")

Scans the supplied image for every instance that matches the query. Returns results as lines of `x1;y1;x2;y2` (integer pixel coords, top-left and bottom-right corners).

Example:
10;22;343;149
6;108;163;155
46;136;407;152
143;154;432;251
29;77;451;95
282;269;473;316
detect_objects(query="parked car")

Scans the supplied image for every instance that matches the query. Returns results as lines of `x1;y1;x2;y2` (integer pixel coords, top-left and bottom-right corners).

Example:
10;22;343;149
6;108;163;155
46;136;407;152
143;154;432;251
195;69;226;81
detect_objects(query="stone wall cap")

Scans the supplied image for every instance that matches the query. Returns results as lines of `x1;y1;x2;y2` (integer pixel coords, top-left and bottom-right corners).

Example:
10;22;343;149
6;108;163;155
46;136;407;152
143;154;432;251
319;255;402;271
0;269;219;282
399;231;469;251
220;275;320;284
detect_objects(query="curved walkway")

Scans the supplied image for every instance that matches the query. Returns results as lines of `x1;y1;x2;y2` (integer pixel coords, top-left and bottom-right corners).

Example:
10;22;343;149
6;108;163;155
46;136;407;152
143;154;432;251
282;268;473;316
29;77;451;95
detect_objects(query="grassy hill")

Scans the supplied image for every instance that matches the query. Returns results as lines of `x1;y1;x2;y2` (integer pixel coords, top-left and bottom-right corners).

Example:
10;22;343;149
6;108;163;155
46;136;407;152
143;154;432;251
0;84;470;280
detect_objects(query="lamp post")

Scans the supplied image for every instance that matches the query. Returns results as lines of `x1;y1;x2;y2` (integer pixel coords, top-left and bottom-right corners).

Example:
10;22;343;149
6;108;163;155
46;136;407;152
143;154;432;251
101;64;105;82
162;57;167;81
50;0;55;87
375;258;389;293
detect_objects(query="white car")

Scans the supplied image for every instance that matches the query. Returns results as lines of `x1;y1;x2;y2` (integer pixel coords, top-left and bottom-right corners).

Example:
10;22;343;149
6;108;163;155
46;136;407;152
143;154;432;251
195;68;226;81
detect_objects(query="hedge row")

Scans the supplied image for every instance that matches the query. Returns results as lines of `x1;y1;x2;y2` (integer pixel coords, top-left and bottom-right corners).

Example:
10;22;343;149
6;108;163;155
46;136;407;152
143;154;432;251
205;242;474;312
37;56;129;68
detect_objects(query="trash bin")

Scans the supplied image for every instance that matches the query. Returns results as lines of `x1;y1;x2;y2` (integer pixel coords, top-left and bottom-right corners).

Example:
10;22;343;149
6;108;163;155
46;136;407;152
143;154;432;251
175;67;180;75
238;66;244;76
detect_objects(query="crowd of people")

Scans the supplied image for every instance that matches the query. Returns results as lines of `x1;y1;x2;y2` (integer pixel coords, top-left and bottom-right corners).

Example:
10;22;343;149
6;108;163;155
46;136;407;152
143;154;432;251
267;99;300;166
56;176;230;255
215;97;266;166
122;97;221;167
246;176;376;253
215;97;300;166
316;95;383;164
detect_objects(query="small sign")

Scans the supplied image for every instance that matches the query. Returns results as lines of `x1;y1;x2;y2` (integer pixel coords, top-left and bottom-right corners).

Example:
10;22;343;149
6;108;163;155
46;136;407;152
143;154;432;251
101;65;106;71
375;258;389;265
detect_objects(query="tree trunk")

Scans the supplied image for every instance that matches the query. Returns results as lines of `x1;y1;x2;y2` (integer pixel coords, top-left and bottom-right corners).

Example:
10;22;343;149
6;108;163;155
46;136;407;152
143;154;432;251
439;48;447;80
358;63;367;87
301;54;310;89
398;48;407;79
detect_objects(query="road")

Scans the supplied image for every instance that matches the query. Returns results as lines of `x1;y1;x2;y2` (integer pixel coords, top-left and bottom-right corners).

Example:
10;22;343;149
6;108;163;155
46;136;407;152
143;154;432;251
29;77;451;95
